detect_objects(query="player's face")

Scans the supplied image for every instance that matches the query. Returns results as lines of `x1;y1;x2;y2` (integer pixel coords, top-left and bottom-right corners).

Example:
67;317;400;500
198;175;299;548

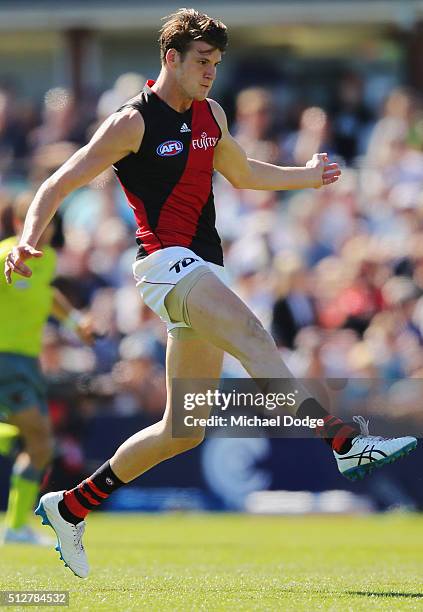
176;41;222;101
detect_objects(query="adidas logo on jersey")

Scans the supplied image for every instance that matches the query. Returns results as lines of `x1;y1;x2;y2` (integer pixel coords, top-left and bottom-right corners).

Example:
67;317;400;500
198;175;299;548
180;123;191;133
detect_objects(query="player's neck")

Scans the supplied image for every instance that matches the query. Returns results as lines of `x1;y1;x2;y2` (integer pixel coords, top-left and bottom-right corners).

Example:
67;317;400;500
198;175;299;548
152;72;193;113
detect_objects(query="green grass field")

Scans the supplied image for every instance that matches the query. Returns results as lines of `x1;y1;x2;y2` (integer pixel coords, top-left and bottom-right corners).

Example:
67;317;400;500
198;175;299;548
1;513;423;611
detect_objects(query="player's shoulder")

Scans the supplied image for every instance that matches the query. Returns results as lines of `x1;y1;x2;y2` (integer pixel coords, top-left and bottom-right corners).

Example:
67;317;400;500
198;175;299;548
206;98;226;121
95;106;144;154
109;106;145;132
206;98;229;137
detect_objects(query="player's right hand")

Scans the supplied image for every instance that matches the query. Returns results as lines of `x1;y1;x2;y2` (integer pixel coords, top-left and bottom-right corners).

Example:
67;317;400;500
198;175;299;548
4;245;43;284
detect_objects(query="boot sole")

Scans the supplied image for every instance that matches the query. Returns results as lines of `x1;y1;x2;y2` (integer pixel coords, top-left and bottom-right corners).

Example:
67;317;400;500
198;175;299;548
342;440;418;481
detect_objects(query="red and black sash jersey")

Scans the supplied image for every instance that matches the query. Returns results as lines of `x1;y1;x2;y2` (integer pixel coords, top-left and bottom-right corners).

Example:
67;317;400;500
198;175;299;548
113;80;223;265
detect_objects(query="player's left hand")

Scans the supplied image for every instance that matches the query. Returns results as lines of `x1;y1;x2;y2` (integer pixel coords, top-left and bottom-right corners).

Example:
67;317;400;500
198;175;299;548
306;153;341;188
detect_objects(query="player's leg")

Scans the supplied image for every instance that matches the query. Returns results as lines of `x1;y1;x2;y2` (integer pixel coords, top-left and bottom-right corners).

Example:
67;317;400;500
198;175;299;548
35;333;223;577
168;270;302;383
167;270;417;477
4;406;53;543
109;332;223;481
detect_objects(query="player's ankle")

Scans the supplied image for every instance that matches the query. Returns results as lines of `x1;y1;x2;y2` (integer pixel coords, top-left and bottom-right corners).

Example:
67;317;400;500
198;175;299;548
331;434;356;455
58;461;125;525
57;498;84;525
296;399;360;452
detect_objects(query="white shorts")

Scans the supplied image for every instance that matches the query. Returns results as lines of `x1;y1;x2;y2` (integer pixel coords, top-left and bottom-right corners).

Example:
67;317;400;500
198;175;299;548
132;247;228;331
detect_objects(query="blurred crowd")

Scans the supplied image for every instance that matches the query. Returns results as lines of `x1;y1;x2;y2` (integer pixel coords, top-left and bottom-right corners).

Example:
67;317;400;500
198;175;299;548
1;71;423;441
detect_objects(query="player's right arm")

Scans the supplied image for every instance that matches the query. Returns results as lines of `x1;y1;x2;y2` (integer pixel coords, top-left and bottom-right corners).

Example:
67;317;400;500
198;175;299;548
4;109;144;284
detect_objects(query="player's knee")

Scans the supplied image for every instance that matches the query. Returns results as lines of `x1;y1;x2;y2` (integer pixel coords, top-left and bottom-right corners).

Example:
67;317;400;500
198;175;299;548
166;434;205;458
242;315;275;354
246;315;268;339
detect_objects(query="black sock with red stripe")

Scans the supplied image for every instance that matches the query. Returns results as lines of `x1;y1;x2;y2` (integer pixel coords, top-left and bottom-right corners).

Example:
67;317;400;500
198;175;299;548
296;398;359;454
58;461;125;525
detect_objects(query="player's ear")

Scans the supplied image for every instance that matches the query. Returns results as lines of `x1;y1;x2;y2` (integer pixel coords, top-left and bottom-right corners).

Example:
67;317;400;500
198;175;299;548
165;48;179;68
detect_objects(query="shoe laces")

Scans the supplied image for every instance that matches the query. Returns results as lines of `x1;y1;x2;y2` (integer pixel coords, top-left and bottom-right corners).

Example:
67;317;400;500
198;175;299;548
72;522;85;552
352;415;395;442
352;415;370;436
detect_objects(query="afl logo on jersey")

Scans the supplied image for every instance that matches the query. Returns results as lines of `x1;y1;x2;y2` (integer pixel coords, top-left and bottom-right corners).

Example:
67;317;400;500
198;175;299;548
157;140;184;157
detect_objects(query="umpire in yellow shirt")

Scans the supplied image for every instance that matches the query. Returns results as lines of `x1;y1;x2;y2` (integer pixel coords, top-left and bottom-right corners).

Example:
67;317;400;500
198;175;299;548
0;192;93;544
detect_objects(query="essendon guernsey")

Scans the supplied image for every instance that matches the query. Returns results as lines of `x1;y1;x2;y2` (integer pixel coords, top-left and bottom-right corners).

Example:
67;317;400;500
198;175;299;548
113;80;223;265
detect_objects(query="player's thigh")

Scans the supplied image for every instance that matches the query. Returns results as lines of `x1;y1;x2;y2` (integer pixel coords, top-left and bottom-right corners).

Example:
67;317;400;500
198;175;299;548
184;271;267;353
163;333;223;433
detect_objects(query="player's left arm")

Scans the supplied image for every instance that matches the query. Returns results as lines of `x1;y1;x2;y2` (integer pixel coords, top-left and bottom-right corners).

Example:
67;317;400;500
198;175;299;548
51;288;95;345
209;99;340;190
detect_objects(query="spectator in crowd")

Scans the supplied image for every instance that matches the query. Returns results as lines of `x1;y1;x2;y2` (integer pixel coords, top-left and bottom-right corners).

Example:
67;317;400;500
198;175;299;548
0;87;30;179
282;106;335;166
330;72;373;164
271;253;317;349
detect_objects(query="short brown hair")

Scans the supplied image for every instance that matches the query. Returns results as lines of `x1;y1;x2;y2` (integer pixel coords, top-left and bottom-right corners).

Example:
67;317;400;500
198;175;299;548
159;8;228;64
